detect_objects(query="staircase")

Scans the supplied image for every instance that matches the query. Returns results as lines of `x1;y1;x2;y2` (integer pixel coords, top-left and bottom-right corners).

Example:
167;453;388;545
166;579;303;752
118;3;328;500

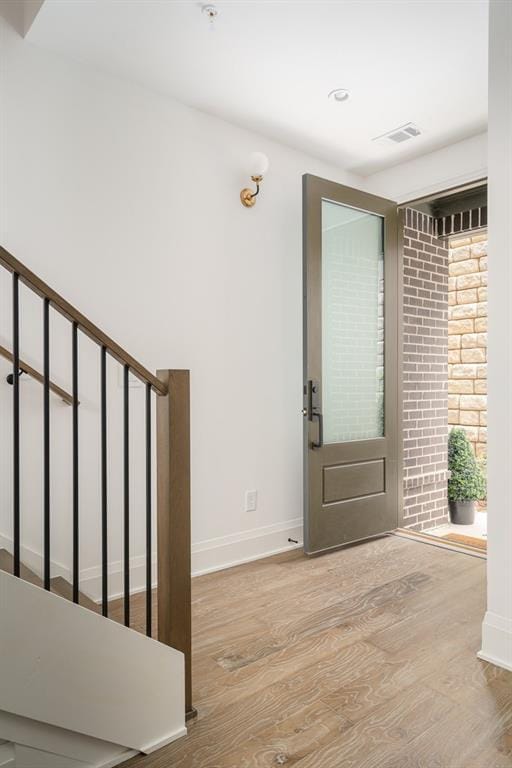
0;246;193;766
0;548;101;612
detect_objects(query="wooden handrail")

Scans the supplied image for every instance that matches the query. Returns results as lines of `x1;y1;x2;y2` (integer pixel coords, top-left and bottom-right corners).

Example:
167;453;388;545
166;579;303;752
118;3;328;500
156;369;195;720
1;247;193;717
0;246;167;396
0;344;75;405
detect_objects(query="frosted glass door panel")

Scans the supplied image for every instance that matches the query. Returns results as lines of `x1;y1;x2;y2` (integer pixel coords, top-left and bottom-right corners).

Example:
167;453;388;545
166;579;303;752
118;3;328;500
322;200;384;444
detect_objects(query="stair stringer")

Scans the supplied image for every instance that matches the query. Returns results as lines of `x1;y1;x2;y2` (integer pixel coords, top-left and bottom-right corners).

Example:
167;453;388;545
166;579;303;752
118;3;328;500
0;711;134;767
14;744;92;768
0;571;186;756
0;743;14;768
13;741;136;768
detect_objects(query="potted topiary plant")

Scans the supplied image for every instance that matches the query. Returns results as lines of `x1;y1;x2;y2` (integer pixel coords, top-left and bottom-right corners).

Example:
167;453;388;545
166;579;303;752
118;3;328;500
448;427;486;525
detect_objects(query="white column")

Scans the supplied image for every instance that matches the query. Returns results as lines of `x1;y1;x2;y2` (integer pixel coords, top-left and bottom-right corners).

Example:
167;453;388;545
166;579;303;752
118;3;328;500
479;0;512;670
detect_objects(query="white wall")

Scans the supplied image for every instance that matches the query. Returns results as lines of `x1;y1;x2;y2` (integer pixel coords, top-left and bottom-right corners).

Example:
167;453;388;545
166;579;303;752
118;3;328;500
0;16;361;591
0;12;490;591
479;0;512;672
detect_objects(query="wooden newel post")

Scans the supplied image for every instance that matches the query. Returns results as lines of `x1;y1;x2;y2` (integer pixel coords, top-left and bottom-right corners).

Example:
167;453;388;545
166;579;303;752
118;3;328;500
156;369;195;720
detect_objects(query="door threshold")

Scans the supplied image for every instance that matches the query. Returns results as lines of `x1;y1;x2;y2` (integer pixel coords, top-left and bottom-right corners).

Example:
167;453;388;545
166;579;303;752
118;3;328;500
392;528;486;559
305;531;391;558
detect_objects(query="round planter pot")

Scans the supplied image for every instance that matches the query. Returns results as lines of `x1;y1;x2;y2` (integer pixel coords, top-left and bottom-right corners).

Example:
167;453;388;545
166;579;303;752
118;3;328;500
449;500;476;525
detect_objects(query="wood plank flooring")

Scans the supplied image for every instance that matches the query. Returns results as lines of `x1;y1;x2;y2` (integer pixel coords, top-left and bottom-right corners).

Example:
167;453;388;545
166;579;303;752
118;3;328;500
125;535;512;768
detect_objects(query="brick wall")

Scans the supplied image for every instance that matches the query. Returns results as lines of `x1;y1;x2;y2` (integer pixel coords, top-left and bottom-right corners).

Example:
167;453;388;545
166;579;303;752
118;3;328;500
402;209;449;531
436;205;487;238
448;233;487;459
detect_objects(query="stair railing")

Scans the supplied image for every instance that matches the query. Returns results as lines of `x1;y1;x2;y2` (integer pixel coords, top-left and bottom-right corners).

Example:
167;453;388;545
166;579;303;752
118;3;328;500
0;245;194;719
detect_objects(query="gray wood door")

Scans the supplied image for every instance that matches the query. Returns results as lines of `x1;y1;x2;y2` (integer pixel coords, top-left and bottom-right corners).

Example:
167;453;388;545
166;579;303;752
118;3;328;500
303;175;400;555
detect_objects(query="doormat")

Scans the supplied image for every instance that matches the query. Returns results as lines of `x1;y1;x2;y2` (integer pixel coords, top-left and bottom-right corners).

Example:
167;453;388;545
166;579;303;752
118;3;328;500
441;533;487;551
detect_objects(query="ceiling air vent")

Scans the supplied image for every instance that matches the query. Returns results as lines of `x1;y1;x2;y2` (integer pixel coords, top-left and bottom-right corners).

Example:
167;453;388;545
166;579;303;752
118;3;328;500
373;123;422;144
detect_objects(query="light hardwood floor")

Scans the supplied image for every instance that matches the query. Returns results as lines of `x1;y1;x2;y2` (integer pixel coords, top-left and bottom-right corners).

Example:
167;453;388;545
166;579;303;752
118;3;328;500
125;535;512;768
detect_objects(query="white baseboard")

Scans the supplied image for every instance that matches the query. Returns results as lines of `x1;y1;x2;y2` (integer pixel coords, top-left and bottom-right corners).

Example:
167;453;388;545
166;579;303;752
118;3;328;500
140;725;187;755
191;517;303;578
79;556;156;603
0;518;304;602
478;611;512;672
78;517;303;600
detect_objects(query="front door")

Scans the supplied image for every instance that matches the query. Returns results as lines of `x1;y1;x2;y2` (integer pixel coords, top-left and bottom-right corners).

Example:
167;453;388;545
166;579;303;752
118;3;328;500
303;175;399;555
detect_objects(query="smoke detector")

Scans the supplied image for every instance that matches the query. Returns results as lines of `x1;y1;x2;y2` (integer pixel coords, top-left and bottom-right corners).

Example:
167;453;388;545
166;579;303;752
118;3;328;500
373;123;422;144
202;5;219;23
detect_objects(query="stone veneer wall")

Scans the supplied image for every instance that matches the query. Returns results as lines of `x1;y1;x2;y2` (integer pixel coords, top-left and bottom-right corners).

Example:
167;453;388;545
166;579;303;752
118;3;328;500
448;233;487;459
402;209;450;531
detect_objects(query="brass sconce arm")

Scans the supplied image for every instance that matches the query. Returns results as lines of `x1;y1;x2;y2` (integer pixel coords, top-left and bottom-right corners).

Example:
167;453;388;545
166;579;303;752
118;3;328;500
240;153;269;207
240;175;263;208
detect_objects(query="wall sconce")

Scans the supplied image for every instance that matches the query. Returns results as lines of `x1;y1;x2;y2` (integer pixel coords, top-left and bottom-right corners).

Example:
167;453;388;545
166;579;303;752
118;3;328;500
240;152;270;208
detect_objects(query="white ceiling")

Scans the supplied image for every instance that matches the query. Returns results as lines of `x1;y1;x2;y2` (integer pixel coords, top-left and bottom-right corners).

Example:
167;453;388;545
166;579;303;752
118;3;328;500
28;0;489;176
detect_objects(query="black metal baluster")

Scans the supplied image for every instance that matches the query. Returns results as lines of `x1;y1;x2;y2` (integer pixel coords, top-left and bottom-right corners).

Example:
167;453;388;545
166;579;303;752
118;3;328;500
101;346;108;617
12;273;20;577
72;322;79;603
145;382;152;637
43;298;50;590
123;364;130;627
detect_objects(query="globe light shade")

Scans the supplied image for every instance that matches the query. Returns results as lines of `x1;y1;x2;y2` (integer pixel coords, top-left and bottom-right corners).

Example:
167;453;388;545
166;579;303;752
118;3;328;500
246;152;269;179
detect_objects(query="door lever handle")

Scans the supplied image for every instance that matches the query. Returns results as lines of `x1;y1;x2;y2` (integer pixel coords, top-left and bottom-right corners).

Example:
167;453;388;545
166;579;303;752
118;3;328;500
311;411;323;449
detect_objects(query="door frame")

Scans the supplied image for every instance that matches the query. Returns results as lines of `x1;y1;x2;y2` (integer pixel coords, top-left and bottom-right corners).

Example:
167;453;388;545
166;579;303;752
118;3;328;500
302;174;404;553
396;207;405;528
395;180;487;534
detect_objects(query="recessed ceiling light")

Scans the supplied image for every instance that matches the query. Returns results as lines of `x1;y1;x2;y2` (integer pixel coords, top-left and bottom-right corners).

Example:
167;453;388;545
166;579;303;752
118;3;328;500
328;88;350;103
